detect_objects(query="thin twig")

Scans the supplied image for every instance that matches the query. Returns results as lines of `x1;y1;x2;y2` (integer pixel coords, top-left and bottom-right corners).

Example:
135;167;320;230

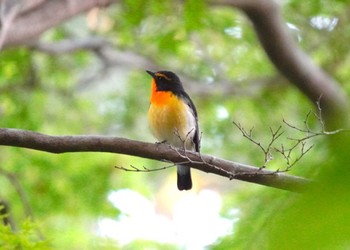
233;121;284;168
115;164;175;173
234;103;348;175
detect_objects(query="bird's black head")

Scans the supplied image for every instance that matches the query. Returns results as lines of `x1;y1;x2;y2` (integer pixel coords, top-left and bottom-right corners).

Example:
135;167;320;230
146;70;185;94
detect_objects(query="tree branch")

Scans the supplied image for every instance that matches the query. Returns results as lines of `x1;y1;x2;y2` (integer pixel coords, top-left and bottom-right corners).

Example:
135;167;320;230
0;128;310;192
30;38;281;97
30;37;110;55
0;0;21;49
216;0;348;123
1;0;118;48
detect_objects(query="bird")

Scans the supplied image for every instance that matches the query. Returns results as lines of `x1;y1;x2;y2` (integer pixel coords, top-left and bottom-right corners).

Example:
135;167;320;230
147;70;200;191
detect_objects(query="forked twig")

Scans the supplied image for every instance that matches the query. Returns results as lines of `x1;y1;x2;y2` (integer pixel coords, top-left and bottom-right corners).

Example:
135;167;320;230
233;121;284;168
234;99;348;174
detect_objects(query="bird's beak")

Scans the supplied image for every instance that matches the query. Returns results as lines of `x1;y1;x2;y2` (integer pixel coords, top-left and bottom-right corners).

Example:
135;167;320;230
146;70;155;77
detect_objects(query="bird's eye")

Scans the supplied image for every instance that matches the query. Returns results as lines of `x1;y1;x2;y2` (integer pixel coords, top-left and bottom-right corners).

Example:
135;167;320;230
156;76;162;80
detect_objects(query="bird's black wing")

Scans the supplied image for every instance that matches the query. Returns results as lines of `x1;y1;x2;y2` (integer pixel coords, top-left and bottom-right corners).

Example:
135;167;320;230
179;91;200;153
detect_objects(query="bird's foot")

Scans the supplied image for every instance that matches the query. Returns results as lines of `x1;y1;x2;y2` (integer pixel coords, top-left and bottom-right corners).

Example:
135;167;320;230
156;140;167;144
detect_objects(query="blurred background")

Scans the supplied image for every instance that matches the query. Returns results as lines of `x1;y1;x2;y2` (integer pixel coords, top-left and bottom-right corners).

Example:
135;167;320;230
0;0;350;249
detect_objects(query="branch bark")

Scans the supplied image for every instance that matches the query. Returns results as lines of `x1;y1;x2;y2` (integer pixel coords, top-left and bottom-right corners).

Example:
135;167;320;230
1;0;118;48
0;128;310;192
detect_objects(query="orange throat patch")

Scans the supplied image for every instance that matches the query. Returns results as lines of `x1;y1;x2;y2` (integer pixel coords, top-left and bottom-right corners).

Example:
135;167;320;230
150;79;173;105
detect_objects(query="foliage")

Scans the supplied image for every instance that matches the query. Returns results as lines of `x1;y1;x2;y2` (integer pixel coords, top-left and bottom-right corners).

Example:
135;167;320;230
0;0;349;249
0;219;49;249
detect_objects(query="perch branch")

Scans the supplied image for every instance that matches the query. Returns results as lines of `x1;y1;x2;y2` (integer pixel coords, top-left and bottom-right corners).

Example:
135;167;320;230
0;128;310;192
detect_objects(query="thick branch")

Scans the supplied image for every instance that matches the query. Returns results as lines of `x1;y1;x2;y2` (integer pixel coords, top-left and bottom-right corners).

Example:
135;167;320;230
2;0;117;48
31;38;280;97
217;0;348;123
30;37;110;55
0;128;310;192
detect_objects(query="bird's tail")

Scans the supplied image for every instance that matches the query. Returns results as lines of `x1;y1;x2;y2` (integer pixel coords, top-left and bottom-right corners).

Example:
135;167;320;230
177;165;192;190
